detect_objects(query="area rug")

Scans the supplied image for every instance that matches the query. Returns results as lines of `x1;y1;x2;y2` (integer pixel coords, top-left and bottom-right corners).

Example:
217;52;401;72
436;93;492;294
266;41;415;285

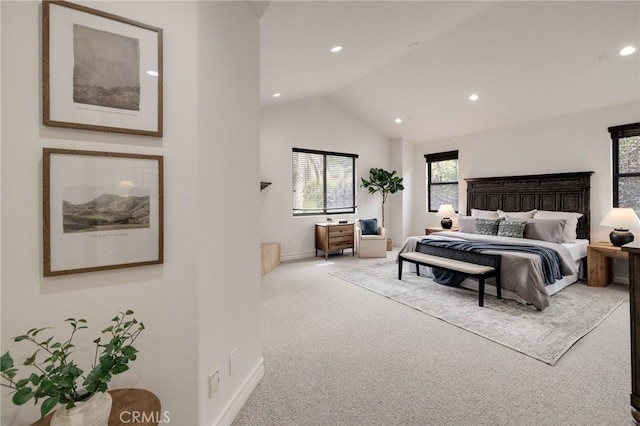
330;261;625;365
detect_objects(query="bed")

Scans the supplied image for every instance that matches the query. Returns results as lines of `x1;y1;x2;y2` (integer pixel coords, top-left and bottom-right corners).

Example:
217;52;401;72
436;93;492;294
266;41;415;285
400;171;594;310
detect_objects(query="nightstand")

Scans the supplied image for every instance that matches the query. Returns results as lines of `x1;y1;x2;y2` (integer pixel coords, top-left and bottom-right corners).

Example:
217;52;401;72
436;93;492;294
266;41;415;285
425;226;459;236
587;242;629;286
315;222;355;260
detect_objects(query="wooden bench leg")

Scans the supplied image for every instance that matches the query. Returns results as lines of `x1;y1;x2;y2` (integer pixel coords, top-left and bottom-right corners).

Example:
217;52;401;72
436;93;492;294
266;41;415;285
495;274;502;300
478;277;485;307
398;258;403;280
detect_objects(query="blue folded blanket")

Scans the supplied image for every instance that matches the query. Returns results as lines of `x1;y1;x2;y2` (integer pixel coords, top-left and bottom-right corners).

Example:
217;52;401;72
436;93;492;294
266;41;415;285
419;239;563;286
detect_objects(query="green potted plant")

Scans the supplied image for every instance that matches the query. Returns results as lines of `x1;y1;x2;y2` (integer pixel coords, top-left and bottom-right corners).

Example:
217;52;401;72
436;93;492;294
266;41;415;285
360;168;405;250
1;310;144;424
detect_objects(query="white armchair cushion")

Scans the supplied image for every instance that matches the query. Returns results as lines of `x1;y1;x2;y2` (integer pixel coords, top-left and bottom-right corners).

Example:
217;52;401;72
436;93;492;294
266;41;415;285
356;225;387;258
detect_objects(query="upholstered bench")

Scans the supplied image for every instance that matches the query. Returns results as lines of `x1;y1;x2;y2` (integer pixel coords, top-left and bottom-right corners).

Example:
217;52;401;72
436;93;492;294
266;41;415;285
398;243;502;307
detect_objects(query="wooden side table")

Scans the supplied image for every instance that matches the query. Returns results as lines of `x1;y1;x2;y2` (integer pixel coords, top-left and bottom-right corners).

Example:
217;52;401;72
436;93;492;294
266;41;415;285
587;241;629;286
315;222;355;260
425;226;459;235
32;389;161;426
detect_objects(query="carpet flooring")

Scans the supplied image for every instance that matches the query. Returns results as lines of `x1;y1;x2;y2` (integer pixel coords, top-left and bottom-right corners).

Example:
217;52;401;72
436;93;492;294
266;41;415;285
233;251;631;425
330;261;625;365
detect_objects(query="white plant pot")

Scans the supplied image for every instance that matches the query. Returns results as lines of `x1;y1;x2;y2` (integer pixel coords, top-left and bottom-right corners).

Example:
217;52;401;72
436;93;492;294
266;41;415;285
51;392;112;426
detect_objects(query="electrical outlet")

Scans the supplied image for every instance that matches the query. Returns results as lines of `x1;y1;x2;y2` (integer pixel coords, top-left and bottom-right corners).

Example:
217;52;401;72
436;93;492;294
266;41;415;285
208;369;219;398
229;348;237;375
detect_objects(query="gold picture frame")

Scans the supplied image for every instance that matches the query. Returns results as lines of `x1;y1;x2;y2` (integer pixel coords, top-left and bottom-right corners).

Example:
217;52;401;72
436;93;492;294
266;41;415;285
43;0;163;136
43;148;164;276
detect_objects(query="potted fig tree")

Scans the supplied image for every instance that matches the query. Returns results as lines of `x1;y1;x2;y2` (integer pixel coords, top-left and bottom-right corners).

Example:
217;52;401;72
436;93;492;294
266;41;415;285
360;168;405;250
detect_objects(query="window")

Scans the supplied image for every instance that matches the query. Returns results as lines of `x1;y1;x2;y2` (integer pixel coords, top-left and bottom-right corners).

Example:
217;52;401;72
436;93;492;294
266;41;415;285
609;122;640;216
425;150;459;212
292;148;358;216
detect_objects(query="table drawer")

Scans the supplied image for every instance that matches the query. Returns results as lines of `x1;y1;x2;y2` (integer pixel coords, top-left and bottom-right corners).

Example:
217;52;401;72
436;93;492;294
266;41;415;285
329;237;354;249
329;226;353;237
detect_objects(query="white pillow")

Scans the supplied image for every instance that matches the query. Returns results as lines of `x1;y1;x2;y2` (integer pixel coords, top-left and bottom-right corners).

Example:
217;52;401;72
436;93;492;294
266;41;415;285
471;209;499;218
533;210;583;243
497;209;537;219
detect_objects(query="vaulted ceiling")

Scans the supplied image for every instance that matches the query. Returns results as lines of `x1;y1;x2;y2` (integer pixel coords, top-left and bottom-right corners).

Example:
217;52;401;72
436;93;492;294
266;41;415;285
260;1;640;143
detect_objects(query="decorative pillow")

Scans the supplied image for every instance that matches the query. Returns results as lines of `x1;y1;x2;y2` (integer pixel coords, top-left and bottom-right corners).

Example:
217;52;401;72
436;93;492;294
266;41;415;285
512;218;566;243
458;216;476;233
474;218;503;235
533;211;583;243
359;218;378;235
471;209;499;218
497;220;526;238
497;209;537;219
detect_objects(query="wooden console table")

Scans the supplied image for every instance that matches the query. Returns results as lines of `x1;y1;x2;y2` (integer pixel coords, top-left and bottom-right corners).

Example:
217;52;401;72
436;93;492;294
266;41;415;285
623;241;640;424
587;242;629;286
32;388;161;426
315;222;354;260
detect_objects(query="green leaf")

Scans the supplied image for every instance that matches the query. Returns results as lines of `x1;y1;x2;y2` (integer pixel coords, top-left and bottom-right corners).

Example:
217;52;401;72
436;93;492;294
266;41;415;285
40;397;59;418
125;309;134;315
32;327;49;337
112;364;129;375
14;335;29;342
12;387;33;405
24;350;39;366
29;373;41;385
1;351;14;372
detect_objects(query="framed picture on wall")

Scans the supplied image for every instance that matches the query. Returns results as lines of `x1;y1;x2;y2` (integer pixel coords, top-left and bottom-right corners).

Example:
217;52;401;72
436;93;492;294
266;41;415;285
43;148;164;276
43;0;163;136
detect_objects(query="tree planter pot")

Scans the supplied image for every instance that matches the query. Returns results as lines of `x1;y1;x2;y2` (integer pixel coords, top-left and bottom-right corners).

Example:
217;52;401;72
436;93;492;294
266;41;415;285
51;392;112;426
386;238;392;251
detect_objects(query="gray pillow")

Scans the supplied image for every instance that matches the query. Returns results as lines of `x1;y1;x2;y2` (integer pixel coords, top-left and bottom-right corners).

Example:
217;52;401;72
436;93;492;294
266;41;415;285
497;209;537;219
474;218;503;235
471;209;499;218
458;216;476;233
497;221;526;238
512;218;567;243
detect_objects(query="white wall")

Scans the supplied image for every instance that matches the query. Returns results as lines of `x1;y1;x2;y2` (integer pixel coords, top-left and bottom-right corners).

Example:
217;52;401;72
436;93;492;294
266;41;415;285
1;2;261;425
389;138;414;246
260;98;391;259
412;101;640;281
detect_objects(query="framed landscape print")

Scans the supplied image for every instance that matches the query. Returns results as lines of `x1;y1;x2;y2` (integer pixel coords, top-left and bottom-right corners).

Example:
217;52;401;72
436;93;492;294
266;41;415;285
43;148;164;276
43;1;163;136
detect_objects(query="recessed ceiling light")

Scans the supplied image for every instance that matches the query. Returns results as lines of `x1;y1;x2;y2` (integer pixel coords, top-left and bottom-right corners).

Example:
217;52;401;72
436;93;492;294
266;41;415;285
330;45;343;53
469;94;479;101
273;93;281;98
146;70;159;77
395;118;402;124
620;46;637;56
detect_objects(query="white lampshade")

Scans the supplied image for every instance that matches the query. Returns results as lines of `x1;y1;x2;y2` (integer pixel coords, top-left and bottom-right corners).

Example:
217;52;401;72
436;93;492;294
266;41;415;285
600;207;640;230
437;204;456;218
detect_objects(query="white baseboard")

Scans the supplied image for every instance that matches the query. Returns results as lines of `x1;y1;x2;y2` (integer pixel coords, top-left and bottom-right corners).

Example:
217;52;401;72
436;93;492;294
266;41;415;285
613;276;630;285
213;357;265;426
280;251;316;262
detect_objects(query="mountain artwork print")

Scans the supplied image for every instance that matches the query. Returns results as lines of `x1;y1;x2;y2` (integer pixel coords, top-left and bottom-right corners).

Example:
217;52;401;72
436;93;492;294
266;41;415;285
73;24;141;111
62;192;150;233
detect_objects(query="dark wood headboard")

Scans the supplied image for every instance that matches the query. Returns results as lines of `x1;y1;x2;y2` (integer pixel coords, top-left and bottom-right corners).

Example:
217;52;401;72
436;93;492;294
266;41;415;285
464;171;594;240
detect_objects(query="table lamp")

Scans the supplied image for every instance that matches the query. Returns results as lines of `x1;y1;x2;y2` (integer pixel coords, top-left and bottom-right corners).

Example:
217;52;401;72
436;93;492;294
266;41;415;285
437;204;456;229
600;207;640;246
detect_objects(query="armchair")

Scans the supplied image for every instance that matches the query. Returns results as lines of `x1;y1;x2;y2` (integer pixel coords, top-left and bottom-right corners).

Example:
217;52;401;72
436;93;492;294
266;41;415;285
356;224;387;258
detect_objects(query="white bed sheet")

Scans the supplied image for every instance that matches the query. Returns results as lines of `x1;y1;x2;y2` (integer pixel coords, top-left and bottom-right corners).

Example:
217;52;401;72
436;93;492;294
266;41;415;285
562;239;589;262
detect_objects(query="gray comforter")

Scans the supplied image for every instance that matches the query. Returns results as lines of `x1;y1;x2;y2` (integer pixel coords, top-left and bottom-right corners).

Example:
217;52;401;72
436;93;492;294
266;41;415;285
398;232;578;310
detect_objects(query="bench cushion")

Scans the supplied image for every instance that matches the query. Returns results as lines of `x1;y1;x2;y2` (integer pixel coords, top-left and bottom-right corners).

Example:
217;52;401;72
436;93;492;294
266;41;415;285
400;252;495;275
